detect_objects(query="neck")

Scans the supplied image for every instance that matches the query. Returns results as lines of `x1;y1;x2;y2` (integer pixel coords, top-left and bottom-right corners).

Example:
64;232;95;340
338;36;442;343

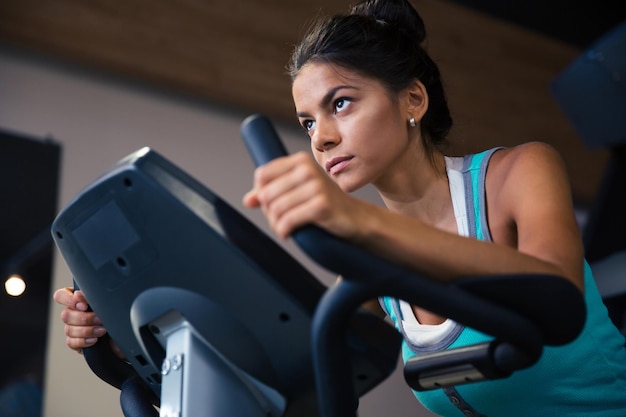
376;152;453;228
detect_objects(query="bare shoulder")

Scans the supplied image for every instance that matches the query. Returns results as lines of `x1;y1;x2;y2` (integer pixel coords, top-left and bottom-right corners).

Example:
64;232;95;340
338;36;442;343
487;142;570;194
490;141;566;176
486;141;574;228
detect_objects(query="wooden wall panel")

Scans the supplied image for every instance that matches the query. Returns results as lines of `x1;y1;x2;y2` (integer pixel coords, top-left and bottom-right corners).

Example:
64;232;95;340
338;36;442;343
0;0;608;203
416;1;610;203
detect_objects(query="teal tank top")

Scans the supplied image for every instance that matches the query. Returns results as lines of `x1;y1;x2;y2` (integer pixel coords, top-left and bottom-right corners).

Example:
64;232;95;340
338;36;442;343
380;149;626;416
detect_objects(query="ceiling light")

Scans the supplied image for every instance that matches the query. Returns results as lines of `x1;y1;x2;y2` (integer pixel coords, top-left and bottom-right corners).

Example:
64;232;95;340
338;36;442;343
5;274;26;297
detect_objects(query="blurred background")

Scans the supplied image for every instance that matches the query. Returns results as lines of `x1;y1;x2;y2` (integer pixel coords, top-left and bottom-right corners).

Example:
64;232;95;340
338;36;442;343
0;1;624;416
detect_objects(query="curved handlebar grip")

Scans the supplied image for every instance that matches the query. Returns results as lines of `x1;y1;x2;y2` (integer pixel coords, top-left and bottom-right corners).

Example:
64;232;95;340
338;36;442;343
82;334;136;390
239;114;372;280
239;114;550;351
73;279;135;390
241;114;289;166
240;114;584;349
73;280;157;416
240;114;546;416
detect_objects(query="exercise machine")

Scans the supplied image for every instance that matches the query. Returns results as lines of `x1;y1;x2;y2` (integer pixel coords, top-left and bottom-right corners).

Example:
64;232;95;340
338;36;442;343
51;115;586;417
551;21;626;332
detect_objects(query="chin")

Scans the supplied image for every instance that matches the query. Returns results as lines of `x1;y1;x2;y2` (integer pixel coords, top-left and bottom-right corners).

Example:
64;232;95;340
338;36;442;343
337;178;367;194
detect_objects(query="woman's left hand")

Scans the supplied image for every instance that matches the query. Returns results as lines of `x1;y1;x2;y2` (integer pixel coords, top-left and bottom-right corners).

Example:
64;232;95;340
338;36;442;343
243;151;364;240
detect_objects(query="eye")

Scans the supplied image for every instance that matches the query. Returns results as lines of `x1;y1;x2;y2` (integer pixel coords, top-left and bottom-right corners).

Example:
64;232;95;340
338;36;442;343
301;119;315;132
334;97;352;113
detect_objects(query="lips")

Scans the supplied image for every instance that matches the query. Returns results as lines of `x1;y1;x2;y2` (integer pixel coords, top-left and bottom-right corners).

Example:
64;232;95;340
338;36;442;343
325;156;353;175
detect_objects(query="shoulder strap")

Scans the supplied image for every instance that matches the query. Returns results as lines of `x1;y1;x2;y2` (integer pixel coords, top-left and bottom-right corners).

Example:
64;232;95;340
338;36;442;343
461;148;503;242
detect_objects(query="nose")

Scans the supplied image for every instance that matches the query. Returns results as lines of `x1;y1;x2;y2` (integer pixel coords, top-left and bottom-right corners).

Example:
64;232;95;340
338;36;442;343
311;119;340;152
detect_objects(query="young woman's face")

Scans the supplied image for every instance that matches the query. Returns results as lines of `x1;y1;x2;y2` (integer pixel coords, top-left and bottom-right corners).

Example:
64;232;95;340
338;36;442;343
292;62;414;193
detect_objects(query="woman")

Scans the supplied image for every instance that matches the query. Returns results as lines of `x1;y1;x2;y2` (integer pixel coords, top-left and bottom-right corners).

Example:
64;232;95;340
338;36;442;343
55;0;626;415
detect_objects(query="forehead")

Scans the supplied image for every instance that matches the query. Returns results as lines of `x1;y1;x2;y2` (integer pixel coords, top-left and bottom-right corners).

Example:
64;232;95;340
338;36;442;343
292;62;385;107
294;62;365;86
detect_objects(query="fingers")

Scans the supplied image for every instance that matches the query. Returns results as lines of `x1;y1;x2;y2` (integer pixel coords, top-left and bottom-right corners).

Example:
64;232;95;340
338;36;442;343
59;305;102;326
245;152;330;237
243;151;363;240
53;287;90;311
242;189;260;208
268;181;331;238
61;312;106;353
54;286;106;353
63;320;106;341
243;155;297;210
64;328;104;353
53;287;76;307
246;152;315;200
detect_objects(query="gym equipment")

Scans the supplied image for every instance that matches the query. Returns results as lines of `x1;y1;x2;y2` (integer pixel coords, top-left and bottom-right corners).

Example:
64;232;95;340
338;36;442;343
51;115;585;417
551;20;626;263
551;21;626;331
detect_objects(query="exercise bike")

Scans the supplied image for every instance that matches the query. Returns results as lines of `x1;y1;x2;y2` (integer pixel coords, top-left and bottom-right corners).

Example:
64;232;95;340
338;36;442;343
51;115;586;417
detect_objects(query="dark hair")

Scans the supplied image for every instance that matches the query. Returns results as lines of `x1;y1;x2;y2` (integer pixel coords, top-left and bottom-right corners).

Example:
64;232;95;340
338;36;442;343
288;0;452;149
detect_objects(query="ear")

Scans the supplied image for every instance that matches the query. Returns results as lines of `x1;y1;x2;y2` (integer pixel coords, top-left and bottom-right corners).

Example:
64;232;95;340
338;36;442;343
405;79;428;122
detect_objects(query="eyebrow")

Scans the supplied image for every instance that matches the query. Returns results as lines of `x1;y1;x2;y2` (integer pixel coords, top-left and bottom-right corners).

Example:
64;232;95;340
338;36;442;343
296;85;358;118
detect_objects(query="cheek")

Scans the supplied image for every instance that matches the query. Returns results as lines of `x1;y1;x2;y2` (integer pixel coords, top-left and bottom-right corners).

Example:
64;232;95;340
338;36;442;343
311;146;325;168
361;121;410;168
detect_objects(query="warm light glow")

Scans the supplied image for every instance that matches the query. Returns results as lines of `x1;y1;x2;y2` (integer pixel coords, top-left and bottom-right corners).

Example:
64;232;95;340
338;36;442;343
5;274;26;296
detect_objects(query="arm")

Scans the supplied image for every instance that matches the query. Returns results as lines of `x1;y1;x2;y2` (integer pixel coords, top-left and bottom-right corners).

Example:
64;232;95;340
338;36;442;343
243;144;584;292
353;143;584;291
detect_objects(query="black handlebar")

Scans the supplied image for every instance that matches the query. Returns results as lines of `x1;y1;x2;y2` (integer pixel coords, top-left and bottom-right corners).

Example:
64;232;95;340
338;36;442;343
240;114;586;416
73;280;160;417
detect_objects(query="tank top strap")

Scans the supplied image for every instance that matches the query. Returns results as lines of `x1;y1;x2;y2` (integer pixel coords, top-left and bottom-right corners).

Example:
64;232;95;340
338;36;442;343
461;147;504;242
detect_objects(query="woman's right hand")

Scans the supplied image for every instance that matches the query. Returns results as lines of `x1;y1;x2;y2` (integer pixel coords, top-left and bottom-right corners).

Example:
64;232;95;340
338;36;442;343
53;287;107;354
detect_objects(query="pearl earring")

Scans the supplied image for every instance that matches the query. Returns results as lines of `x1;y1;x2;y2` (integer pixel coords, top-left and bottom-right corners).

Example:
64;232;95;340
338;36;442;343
409;117;416;127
